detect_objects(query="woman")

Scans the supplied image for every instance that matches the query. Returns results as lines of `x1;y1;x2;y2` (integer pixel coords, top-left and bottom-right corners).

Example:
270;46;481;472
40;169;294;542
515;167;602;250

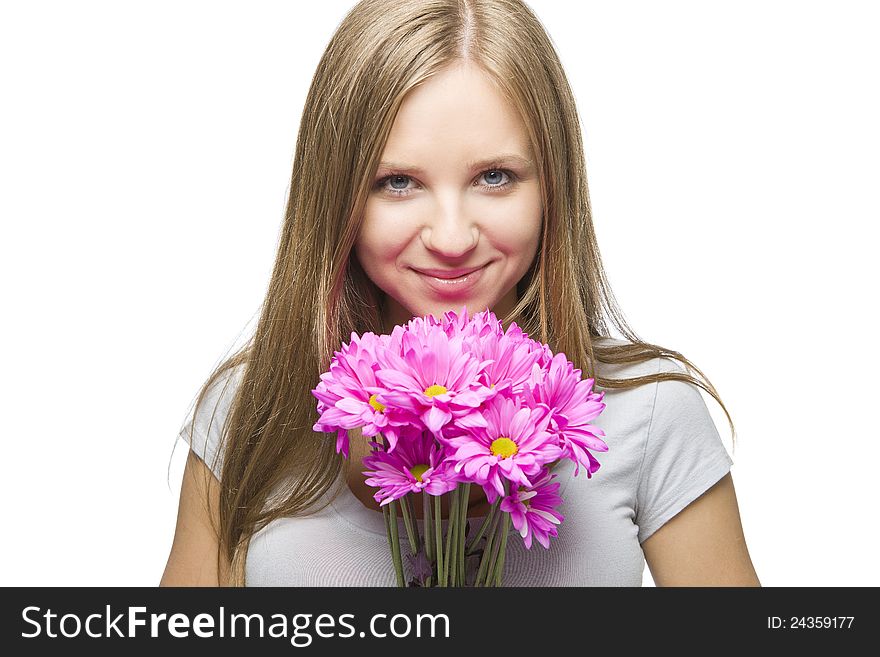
161;0;759;587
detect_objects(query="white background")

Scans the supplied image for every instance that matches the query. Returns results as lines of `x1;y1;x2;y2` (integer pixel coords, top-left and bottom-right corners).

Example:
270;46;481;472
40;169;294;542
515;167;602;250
2;0;877;587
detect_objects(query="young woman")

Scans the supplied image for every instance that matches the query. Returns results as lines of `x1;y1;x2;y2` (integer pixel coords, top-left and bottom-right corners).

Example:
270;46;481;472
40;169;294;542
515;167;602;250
161;0;759;587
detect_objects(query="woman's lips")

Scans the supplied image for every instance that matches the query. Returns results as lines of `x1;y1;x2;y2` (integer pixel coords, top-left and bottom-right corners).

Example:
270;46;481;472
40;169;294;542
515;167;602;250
412;263;489;296
413;265;486;279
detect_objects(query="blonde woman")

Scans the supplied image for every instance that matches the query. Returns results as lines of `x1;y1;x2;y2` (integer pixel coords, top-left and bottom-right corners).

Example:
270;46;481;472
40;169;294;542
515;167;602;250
161;0;759;587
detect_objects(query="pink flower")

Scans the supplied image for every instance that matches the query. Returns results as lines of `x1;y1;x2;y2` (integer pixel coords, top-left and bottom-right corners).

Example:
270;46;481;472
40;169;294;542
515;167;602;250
311;331;415;457
440;307;544;397
445;395;564;504
373;321;495;437
501;468;565;549
362;429;459;505
468;320;544;397
311;308;612;586
438;305;498;338
526;351;609;478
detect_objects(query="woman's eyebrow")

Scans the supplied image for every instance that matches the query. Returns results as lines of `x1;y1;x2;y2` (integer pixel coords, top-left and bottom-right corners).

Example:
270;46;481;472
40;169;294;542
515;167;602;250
377;154;534;173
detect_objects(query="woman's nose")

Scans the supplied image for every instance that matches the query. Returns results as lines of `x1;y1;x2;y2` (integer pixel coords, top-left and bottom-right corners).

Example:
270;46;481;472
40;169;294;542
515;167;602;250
421;202;479;258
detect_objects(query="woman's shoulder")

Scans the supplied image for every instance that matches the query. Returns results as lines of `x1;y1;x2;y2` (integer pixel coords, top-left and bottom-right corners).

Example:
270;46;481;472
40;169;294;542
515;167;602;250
589;336;673;380
204;361;248;398
179;361;248;480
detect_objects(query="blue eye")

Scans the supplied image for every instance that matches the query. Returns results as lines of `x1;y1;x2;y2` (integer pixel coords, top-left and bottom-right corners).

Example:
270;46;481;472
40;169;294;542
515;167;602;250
375;168;516;197
387;175;410;193
483;170;505;186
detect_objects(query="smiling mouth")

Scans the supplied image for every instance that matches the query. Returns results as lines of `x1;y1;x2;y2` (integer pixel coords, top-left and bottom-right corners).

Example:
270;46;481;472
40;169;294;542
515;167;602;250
411;263;489;295
413;264;487;279
430;272;471;283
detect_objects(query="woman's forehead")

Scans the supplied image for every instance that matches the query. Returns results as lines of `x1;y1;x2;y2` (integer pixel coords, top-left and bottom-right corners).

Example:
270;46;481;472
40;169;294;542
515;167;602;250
378;64;533;170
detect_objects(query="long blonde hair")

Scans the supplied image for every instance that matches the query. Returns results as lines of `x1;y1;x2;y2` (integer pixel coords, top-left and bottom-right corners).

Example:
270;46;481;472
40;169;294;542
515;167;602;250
180;0;737;586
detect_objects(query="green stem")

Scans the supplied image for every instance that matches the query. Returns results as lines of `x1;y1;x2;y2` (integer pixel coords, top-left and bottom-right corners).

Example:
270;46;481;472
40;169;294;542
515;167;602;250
423;492;434;561
434;494;444;587
484;511;504;587
474;506;501;586
407;494;423;553
485;482;510;587
382;502;391;542
388;499;405;587
492;512;511;586
458;483;470;585
423;492;433;587
446;488;456;586
399;493;419;556
466;498;498;555
442;488;458;587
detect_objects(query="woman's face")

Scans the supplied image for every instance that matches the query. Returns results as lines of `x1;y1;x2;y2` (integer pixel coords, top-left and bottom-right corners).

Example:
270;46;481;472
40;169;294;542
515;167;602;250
355;60;542;331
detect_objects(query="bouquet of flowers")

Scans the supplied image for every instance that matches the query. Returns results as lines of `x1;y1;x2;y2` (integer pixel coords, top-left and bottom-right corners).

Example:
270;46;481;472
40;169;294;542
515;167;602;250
311;307;608;586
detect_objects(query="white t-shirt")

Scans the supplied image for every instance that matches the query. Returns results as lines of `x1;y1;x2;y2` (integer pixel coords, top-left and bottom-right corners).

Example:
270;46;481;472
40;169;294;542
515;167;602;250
177;338;733;586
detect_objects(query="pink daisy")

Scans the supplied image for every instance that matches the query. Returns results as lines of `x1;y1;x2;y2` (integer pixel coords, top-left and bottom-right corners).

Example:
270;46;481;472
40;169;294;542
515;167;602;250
467;320;544;397
438;305;497;338
438;307;544;397
526;351;609;478
500;468;565;549
445;395;564;504
362;429;460;506
311;331;413;458
373;321;495;437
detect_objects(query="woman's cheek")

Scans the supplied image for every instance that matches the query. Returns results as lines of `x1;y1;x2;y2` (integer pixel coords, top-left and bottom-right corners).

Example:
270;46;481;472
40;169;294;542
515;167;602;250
356;224;404;274
364;202;407;238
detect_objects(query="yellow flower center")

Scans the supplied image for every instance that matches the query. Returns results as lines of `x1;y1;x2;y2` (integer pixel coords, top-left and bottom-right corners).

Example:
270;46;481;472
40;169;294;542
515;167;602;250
490;437;518;459
368;394;385;413
409;464;430;482
423;384;448;397
490;383;495;389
